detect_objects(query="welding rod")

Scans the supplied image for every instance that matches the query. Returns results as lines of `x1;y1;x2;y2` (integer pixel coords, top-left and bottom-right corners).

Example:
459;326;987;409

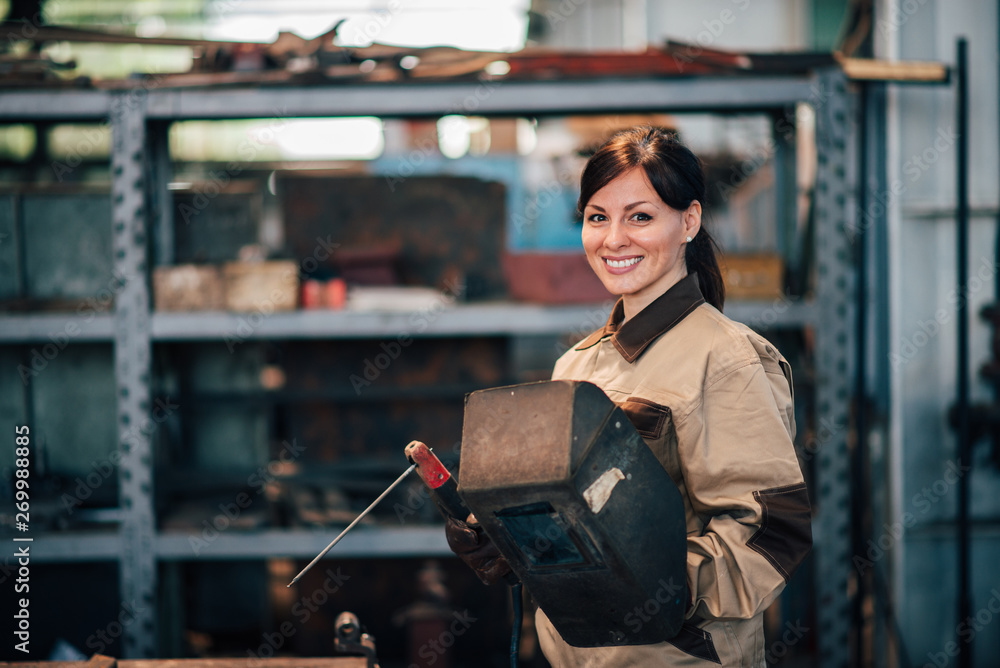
287;463;416;587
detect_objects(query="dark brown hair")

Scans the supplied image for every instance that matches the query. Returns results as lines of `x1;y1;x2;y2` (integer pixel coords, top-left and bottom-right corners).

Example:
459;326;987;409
577;126;725;311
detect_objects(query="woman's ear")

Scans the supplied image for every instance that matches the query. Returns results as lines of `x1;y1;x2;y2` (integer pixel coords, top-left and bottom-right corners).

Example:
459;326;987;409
684;201;702;240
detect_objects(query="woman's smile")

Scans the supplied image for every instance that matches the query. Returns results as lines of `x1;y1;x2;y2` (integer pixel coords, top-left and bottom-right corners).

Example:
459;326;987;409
602;255;644;272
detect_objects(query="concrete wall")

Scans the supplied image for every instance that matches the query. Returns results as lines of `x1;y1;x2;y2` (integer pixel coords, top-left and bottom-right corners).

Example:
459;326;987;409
535;0;812;51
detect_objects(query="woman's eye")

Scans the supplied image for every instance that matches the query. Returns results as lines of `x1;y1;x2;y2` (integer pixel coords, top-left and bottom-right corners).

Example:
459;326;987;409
587;213;607;223
631;212;652;222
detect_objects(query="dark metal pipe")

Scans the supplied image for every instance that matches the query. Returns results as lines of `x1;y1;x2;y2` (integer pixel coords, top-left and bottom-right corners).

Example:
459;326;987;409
510;582;522;668
853;80;870;668
955;36;973;668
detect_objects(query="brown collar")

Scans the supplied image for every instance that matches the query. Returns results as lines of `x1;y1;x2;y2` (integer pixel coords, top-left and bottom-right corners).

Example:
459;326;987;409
574;273;706;363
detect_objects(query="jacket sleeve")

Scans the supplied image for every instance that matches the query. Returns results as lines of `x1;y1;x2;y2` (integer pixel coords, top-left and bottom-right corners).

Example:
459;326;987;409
673;352;812;621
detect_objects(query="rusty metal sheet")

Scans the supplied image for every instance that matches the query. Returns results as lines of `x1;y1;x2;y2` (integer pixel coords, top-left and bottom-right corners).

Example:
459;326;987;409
280;175;506;300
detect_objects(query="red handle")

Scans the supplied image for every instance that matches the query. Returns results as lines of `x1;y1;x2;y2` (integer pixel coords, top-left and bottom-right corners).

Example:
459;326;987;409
404;440;471;521
405;439;519;586
405;440;452;490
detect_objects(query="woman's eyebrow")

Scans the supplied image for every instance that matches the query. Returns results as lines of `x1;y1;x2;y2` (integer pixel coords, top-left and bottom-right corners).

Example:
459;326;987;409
587;201;652;212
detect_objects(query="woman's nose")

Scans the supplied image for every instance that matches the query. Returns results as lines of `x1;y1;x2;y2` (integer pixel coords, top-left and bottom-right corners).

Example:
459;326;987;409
604;219;628;249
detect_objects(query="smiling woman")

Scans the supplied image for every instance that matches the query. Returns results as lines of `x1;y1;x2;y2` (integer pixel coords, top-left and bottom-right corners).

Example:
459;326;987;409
441;130;811;666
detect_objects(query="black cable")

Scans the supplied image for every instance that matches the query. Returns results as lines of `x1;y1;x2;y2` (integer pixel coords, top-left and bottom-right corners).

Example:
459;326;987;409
510;582;523;668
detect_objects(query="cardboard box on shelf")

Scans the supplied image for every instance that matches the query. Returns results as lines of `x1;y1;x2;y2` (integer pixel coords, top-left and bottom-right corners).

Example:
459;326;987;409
153;264;225;311
223;260;300;312
721;253;785;300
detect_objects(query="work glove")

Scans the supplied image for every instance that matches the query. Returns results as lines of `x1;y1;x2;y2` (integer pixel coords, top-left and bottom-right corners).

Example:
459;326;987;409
445;514;512;585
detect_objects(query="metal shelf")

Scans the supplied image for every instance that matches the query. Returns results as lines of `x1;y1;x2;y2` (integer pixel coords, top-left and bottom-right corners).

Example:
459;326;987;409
155;526;450;560
0;313;115;343
170;383;506;404
150;302;611;340
0;300;813;344
0;89;111;121
0;75;816;122
144;299;815;341
24;526;450;563
26;531;123;563
144;76;817;119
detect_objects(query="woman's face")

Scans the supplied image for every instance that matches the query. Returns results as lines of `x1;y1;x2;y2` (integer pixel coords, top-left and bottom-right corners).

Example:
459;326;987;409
582;167;701;319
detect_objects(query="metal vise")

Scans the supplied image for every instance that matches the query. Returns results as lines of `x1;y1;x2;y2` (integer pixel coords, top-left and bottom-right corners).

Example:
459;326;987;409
333;611;379;668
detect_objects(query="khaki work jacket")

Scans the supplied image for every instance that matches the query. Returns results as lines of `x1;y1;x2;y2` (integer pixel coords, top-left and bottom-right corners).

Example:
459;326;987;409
536;273;812;667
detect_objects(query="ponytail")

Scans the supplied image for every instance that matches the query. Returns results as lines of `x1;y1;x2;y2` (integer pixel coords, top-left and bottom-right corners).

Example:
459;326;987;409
686;227;725;312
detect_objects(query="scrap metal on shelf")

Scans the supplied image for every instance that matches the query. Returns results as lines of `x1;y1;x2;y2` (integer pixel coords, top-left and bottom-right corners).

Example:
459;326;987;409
0;19;950;89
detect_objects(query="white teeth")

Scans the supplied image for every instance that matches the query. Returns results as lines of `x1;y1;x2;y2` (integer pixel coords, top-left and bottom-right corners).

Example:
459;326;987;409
605;257;642;268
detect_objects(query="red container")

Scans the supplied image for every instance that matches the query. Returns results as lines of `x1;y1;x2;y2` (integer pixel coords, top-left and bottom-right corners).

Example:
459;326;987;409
326;278;347;309
502;251;615;304
301;280;326;309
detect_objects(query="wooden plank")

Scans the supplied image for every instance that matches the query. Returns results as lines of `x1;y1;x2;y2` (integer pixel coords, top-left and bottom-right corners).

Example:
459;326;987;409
837;56;949;82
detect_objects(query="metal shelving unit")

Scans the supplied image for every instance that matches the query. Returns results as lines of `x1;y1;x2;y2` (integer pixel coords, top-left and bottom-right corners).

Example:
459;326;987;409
0;300;816;343
26;531;124;562
0;78;822;123
150;300;815;340
153;526;449;560
0;313;116;342
0;70;855;667
150;303;618;340
810;68;855;668
28;526;449;562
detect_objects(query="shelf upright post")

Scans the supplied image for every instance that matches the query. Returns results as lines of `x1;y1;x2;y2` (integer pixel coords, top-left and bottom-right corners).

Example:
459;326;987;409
110;91;158;658
811;67;856;668
772;105;800;288
149;121;175;267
